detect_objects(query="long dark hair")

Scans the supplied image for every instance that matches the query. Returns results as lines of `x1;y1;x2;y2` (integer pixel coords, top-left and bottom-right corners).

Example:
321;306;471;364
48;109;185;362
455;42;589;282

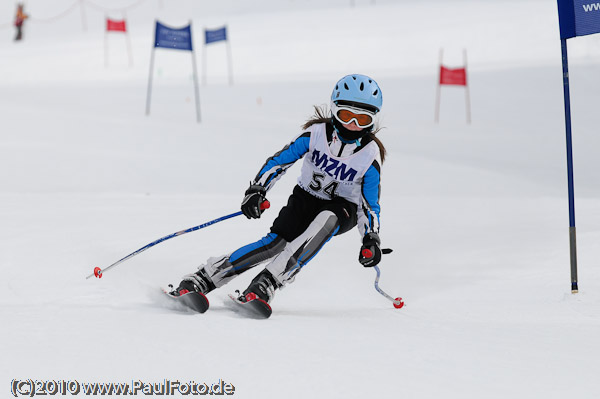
302;105;386;162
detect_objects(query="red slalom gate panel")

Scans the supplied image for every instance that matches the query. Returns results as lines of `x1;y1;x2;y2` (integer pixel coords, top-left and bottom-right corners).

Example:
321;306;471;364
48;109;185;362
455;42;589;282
106;19;127;33
439;66;467;86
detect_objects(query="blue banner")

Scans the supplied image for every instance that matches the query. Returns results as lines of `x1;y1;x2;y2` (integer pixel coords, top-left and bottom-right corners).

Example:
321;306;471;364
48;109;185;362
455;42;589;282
558;0;600;39
154;21;193;51
205;27;227;45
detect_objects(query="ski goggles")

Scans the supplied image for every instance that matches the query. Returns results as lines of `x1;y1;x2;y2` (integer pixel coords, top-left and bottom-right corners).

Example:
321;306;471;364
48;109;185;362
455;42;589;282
331;102;377;128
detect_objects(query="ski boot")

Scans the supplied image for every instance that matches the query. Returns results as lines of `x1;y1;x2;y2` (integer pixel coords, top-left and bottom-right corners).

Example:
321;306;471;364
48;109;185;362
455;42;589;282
241;269;279;303
170;269;216;297
229;270;279;319
166;269;215;313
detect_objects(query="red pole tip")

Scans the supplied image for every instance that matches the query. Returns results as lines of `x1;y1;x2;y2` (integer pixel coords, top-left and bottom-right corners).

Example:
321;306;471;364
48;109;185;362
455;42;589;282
393;297;404;309
260;200;270;210
362;248;373;258
94;267;103;279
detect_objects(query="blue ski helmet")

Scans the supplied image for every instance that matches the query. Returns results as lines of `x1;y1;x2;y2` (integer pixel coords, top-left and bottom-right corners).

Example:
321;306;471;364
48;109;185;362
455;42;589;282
331;74;382;112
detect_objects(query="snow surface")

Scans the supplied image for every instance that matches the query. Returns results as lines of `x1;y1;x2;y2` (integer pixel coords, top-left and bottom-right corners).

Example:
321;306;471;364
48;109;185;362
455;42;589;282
1;0;600;398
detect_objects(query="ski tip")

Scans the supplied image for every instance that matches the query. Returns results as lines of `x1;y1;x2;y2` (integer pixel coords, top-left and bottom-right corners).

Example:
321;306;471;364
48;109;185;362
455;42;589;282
245;292;272;311
163;288;210;313
227;293;272;319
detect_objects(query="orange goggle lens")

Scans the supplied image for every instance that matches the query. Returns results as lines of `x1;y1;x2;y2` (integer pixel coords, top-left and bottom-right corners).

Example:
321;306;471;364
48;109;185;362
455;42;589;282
336;109;373;126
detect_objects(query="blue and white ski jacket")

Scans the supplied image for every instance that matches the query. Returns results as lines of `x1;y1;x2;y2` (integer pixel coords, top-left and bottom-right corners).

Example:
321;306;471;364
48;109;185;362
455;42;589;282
252;122;382;238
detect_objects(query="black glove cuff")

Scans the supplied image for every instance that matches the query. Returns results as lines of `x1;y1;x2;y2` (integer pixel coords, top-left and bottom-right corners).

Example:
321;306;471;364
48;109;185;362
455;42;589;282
363;232;381;247
245;184;266;196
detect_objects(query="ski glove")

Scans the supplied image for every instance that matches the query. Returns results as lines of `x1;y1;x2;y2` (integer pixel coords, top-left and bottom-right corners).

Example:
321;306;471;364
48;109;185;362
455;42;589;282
359;232;381;267
241;184;268;219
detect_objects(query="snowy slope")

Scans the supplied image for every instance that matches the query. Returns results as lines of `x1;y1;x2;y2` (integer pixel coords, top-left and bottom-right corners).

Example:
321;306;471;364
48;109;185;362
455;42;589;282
1;1;600;398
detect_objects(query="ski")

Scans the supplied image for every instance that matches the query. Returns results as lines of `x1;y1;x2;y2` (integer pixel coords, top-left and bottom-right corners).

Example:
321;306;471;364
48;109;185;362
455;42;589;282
227;292;272;319
163;288;209;313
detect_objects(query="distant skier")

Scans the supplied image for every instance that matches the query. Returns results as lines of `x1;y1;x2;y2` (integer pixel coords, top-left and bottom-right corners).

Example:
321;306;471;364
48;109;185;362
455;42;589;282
171;74;386;314
14;3;28;42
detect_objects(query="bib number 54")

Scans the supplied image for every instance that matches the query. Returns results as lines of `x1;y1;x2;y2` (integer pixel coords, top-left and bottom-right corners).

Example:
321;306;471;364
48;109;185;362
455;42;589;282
308;172;339;199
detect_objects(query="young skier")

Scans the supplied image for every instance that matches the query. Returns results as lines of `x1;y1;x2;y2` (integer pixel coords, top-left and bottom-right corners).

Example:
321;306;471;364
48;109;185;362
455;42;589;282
170;74;386;315
14;3;28;42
